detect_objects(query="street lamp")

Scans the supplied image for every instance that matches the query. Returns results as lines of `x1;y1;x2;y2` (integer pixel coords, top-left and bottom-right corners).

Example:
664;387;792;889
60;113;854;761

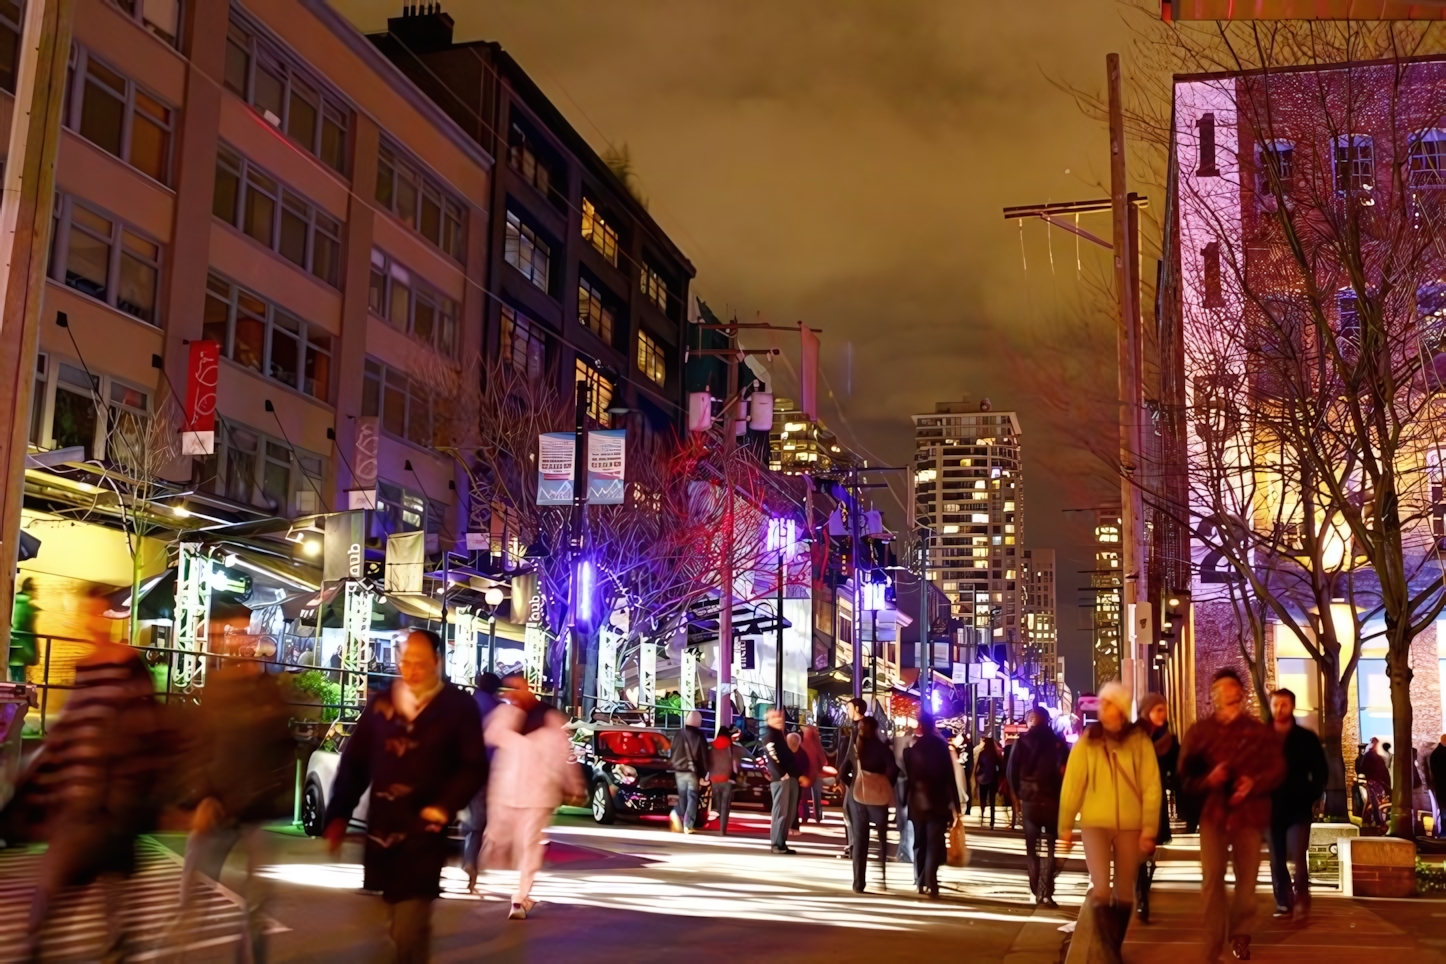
862;569;889;711
482;585;505;675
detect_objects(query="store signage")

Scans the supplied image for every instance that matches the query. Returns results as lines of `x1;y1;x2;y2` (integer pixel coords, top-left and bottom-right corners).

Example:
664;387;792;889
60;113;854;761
181;340;219;455
324;511;366;583
586;429;626;504
537;433;575;505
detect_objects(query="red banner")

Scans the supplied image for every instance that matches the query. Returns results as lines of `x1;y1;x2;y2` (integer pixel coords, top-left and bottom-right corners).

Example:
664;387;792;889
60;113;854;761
181;340;219;455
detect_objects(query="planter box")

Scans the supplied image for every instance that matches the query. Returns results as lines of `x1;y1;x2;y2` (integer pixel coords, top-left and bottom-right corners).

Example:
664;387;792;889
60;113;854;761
1341;836;1416;898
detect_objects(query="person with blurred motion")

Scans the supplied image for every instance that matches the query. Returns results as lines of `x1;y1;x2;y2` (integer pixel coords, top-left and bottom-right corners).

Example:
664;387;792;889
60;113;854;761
837;698;869;856
904;714;960;898
894;724;916;865
670;709;709;834
176;658;294;961
843;715;900;893
8;638;167;962
1008;707;1068;908
801;725;829;823
1267;688;1327;923
763;708;801;853
975;736;1003;828
1180;668;1285;962
788;731;808;831
323;630;485;962
958;731;974;816
8;577;37;682
708;726;745;834
1429;735;1446;838
463;672;503;892
1134;692;1179;924
1059;681;1160;963
484;672;584;920
1358;736;1391;829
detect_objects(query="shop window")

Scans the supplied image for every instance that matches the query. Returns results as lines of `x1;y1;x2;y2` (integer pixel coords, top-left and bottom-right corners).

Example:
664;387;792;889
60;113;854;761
67;47;173;184
204;272;333;400
214;145;341;286
368;249;457;357
376;139;465;262
51;195;161;325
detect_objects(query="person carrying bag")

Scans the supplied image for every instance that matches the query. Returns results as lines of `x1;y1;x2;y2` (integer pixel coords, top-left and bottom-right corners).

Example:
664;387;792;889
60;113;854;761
842;717;898;893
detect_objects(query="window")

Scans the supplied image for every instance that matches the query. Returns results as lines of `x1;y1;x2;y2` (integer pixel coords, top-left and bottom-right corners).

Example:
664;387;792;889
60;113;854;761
375;140;465;261
223;20;349;174
0;0;21;94
203;273;333;399
194;417;323;515
51;196;161;324
106;378;151;469
51;363;100;459
214;146;341;286
1338;289;1361;343
504;210;550;292
637;330;665;386
376;478;427;534
362;359;435;448
508;121;560;206
501;305;547;380
1202;241;1223;308
578;275;615;345
575;359;614;427
368;249;458;357
641;263;668;312
1419;282;1446;346
1411;129;1446;188
1196;112;1219;177
67;48;174;184
1334;135;1374;194
1258;139;1294;195
108;0;181;47
581;197;619;265
29;353;47;446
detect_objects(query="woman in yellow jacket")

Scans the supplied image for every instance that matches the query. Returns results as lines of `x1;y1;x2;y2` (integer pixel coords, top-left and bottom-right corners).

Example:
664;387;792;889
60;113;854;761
1059;682;1161;961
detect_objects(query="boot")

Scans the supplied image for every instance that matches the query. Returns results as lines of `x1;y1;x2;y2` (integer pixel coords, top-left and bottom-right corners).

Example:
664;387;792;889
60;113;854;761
1091;900;1124;964
1112;904;1132;955
1135;863;1151;924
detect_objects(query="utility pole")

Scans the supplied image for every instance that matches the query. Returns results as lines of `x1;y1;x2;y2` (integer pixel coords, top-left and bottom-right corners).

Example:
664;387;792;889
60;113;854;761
567;378;589;717
850;465;863;702
774;525;785;710
918;525;930;715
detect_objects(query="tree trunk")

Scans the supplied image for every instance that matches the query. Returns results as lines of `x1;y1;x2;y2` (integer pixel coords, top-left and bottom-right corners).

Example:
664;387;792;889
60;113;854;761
1387;643;1415;840
1318;666;1350;820
128;542;142;646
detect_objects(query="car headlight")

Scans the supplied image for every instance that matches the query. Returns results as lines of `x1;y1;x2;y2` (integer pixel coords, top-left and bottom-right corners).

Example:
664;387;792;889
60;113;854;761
614;764;638;785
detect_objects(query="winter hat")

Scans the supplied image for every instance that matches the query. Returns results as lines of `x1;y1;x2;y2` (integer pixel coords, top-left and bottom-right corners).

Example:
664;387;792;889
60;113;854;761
685;710;703;728
1137;692;1168;723
1098;681;1133;722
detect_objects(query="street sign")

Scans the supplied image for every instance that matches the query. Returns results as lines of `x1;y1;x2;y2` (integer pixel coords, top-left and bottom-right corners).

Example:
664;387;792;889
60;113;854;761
951;662;969;684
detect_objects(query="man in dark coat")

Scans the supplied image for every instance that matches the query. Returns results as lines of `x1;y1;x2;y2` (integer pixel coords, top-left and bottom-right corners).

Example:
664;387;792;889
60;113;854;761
1006;708;1067;908
837;697;868;855
975;736;1003;827
669;709;709;833
324;630;485;962
903;714;960;898
763;708;801;854
1430;735;1446;838
1268;688;1328;922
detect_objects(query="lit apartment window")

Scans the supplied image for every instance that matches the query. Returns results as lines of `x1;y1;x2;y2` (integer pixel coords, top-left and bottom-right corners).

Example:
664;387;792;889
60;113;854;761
0;0;20;93
376;140;465;262
66;48;173;184
368;249;458;357
1411;129;1446;188
637;329;665;386
641;263;668;311
508;121;557;201
362;359;435;448
1334;135;1374;194
224;20;349;174
107;0;181;47
504;210;550;292
203;273;333;400
575;359;614;427
52;196;161;325
578;276;615;344
501;305;547;380
214;146;341;287
581;197;619;265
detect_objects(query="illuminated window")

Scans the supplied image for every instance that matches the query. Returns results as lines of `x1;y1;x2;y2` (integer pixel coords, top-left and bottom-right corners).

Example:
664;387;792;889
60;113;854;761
641;263;668;311
578;276;615;344
53;196;161;326
501;305;547;380
67;47;173;184
581;197;619;265
205;273;332;400
637;329;666;386
505;210;551;292
575;359;614;427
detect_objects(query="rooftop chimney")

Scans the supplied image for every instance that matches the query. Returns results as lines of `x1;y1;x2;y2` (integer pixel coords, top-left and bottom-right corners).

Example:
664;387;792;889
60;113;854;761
387;3;455;54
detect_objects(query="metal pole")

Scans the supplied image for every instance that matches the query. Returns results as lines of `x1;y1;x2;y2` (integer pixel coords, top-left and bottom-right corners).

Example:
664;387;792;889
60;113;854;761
568;379;589;717
870;606;878;712
918;526;929;715
717;340;738;731
487;612;497;675
850;466;862;701
775;539;784;710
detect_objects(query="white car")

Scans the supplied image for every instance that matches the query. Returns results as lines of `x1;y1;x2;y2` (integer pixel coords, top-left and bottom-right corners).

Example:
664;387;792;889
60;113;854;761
300;722;367;836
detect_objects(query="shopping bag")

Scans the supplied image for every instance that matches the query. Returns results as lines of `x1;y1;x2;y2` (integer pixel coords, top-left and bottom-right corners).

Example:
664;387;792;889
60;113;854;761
947;814;968;867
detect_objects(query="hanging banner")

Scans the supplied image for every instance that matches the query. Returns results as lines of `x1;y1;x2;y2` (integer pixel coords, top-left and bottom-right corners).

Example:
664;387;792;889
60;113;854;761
537;432;575;505
181;340;219;455
586;429;626;504
385;531;425;594
324;511;366;583
639;641;657;725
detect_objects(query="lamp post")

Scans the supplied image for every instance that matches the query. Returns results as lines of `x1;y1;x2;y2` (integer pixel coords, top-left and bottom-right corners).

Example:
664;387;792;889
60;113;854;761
770;517;791;711
482;586;505;676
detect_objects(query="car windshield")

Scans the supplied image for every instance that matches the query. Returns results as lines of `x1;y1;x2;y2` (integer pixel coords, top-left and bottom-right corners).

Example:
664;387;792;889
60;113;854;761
598;730;671;759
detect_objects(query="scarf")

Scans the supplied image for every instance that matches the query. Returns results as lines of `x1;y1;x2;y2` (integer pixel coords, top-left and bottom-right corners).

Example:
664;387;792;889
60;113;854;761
393;677;443;722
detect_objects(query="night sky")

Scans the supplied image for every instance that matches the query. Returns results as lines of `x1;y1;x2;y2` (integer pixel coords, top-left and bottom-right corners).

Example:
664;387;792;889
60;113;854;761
337;0;1153;698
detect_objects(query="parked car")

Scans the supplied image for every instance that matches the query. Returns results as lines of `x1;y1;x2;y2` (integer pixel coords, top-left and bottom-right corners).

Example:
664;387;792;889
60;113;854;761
300;722;365;836
571;724;686;825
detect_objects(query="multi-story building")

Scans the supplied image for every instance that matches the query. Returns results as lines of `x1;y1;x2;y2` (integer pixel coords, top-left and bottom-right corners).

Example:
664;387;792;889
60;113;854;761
769;400;861;479
912;398;1023;664
367;7;694;438
1090;507;1123;692
1021;547;1058;690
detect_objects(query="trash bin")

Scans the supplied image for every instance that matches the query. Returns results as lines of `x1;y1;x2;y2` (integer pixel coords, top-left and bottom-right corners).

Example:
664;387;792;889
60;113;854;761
0;681;35;812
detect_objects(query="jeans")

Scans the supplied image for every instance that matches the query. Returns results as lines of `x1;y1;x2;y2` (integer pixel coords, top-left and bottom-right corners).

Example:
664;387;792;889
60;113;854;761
462;788;487;873
1269;820;1310;913
849;799;890;890
181;822;272;962
1081;826;1141;908
911;815;948;893
1201;822;1263;961
675;772;701;830
770;779;799;848
387;897;432;964
1023;815;1058;901
713;781;735;834
977;781;998;826
798;781;823;822
895;778;913;863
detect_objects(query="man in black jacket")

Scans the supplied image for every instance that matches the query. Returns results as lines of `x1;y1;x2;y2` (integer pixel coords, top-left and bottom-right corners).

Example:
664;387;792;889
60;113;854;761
1006;708;1067;907
837;698;868;856
903;715;960;898
763;708;800;854
670;710;709;834
1430;735;1446;838
1267;688;1327;922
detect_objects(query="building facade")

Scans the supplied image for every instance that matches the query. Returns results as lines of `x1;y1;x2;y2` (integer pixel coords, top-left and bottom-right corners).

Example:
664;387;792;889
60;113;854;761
1021;547;1058;694
1091;507;1123;692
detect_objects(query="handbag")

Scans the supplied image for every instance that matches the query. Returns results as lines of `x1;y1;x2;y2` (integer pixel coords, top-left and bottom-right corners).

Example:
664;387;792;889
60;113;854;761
946;815;967;867
854;768;893;807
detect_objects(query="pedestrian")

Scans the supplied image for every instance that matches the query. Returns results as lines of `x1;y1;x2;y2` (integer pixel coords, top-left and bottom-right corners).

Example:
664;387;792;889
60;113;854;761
1266;687;1327;924
463;672;503;892
1001;739;1020;830
323;630;485;960
959;731;975;815
763;708;801;853
1430;735;1446;838
708;726;745;834
1179;667;1285;963
1383;741;1394;773
1059;682;1160;962
1358;736;1391;829
801;725;828;823
1007;708;1067;908
8;577;37;682
670;709;709;834
904;714;960;898
837;697;869;856
843;715;899;893
483;671;584;920
1412;748;1433;836
975;736;1003;827
894;725;915;865
1134;692;1179;924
